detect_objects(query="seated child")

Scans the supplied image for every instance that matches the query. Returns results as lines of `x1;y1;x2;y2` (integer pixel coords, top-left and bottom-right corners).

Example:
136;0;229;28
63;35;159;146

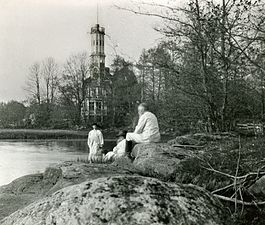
104;130;127;162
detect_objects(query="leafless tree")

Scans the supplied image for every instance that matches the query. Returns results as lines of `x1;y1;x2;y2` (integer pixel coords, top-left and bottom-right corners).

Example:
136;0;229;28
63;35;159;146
41;57;58;104
59;52;90;124
25;62;42;104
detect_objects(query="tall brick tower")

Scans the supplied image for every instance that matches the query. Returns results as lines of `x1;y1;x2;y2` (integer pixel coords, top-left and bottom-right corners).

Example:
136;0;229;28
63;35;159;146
90;24;106;80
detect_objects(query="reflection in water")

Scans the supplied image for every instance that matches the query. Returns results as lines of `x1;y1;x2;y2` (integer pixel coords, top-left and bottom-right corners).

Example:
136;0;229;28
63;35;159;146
0;139;115;186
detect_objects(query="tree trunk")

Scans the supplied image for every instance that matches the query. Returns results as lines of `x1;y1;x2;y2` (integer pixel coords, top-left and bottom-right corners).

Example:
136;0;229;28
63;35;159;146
36;76;41;105
46;82;50;104
220;0;228;131
141;66;145;102
157;69;162;101
152;66;155;101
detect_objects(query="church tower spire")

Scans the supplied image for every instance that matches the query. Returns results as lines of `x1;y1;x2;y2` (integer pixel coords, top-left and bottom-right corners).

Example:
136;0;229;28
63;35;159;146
96;2;99;24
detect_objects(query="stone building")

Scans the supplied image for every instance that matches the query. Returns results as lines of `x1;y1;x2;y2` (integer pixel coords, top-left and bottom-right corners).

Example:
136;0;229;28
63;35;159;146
83;24;112;123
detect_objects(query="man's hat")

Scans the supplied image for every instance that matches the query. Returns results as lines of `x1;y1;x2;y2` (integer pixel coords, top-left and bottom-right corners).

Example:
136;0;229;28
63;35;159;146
116;130;127;138
91;123;102;129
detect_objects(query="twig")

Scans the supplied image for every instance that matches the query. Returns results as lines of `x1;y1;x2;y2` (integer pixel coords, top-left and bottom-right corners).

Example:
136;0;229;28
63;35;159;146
212;183;237;194
238;185;244;216
202;166;236;179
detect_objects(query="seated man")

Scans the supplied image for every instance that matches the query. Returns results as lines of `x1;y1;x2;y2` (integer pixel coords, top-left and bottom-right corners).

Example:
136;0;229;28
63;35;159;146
104;130;127;162
126;103;161;143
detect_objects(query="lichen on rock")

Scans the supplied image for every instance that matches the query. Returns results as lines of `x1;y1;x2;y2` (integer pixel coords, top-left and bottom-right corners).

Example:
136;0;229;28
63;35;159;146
1;176;228;225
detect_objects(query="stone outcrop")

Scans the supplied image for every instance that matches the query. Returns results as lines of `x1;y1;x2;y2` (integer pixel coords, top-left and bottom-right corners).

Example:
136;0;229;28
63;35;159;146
131;143;193;181
0;141;231;224
1;176;227;225
0;162;136;220
0;142;199;220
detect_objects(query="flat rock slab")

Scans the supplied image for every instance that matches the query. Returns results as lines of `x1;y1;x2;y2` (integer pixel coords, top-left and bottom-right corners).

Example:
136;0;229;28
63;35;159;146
1;176;227;225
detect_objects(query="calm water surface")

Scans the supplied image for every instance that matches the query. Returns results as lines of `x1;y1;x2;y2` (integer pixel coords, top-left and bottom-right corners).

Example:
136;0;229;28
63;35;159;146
0;139;115;186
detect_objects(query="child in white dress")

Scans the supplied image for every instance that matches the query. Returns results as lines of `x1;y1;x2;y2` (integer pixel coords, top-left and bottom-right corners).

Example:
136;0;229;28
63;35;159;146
87;123;104;163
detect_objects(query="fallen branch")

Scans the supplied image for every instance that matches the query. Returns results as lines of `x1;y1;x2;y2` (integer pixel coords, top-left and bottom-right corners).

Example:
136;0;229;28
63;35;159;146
172;144;204;148
202;166;265;180
237;172;265;180
214;194;265;206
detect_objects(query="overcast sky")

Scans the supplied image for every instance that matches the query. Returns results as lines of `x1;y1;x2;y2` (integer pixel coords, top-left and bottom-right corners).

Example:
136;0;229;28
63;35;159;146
0;0;180;102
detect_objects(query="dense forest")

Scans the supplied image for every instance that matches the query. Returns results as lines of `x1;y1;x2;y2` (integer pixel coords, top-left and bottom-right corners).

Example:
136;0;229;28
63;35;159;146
0;0;265;134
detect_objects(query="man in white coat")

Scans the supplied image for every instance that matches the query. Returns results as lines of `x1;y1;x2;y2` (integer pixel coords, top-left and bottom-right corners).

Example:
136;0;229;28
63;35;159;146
126;103;161;143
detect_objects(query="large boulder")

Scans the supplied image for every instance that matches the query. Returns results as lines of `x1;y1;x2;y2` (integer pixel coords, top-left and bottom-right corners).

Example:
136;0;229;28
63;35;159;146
131;143;194;181
1;176;228;225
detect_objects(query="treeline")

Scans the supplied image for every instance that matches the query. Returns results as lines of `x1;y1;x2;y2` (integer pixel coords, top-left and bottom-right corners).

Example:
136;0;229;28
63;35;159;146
2;0;265;134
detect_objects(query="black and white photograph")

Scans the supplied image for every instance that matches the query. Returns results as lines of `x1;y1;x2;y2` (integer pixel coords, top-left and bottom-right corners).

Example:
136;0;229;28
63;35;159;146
0;0;265;224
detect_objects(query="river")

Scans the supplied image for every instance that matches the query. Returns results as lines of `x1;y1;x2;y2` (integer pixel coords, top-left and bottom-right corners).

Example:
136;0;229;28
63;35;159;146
0;139;115;186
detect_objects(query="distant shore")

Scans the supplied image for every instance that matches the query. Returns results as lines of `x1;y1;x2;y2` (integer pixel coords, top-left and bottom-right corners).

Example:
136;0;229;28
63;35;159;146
0;129;174;141
0;129;97;140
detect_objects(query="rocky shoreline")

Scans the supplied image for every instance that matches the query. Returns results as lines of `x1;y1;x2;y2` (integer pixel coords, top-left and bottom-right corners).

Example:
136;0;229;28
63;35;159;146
1;134;265;224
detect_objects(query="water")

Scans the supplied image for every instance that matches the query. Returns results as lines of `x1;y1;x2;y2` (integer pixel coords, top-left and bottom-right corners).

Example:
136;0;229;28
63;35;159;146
0;139;115;186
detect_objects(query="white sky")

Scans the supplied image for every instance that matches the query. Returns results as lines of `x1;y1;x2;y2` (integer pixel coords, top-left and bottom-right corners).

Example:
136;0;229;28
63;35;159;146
0;0;183;102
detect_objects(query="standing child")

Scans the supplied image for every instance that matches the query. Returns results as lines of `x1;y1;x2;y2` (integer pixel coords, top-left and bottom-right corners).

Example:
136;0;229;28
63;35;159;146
87;123;104;163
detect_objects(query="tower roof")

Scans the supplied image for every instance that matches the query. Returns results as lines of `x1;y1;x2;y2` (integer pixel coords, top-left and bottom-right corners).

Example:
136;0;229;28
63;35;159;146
91;24;105;35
